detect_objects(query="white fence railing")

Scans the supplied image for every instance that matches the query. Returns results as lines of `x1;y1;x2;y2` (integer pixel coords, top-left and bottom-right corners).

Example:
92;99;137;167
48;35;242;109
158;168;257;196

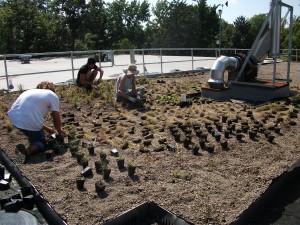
0;48;299;91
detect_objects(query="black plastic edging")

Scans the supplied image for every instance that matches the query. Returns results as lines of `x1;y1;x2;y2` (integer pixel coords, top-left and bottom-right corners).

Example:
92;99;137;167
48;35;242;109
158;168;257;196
0;148;68;225
231;157;300;225
35;194;68;225
0;150;32;188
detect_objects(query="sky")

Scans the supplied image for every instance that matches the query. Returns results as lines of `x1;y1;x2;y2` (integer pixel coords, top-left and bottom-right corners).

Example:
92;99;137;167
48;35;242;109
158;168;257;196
142;0;300;24
200;0;300;23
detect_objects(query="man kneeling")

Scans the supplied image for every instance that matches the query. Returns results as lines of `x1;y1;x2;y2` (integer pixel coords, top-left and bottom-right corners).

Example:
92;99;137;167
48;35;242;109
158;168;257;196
8;81;65;162
76;57;104;89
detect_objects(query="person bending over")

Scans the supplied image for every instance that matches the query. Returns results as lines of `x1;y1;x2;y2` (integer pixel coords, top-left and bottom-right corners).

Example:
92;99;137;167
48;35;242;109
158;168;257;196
116;64;144;103
76;57;104;89
8;81;65;159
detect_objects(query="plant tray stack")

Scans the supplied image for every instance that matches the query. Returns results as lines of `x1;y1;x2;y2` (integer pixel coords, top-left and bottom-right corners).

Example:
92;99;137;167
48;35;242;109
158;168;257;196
101;201;194;225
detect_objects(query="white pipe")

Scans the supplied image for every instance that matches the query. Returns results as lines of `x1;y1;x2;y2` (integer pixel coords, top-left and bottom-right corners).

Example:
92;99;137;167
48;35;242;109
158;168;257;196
208;55;240;88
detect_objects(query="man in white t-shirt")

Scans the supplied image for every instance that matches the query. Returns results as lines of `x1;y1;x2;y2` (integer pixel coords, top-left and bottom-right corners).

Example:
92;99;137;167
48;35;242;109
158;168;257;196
8;81;65;160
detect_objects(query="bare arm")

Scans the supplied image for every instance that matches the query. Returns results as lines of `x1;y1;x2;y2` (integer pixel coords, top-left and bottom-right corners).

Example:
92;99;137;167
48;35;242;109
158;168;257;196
43;124;55;134
51;111;65;135
131;76;137;95
95;67;104;83
97;67;104;78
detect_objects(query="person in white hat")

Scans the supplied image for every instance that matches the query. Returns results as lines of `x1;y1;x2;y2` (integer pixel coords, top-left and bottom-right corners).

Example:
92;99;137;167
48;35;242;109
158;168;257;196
115;64;141;103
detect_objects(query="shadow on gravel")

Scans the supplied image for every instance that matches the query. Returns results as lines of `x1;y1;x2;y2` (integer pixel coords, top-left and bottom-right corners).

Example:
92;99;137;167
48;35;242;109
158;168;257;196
232;158;300;225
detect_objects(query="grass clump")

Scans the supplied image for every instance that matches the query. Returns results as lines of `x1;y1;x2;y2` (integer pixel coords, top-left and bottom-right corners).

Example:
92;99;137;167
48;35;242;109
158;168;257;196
171;170;180;178
256;102;288;112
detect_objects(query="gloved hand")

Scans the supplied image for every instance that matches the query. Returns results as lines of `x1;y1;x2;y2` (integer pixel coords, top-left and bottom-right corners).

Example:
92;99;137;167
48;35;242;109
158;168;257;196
128;96;137;103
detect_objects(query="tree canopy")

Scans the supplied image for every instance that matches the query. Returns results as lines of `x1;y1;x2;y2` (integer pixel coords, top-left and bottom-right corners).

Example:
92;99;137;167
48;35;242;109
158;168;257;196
0;0;298;54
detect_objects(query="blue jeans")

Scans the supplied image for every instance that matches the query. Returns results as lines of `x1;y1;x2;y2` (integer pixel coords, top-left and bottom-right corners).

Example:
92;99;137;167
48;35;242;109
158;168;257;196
17;127;45;151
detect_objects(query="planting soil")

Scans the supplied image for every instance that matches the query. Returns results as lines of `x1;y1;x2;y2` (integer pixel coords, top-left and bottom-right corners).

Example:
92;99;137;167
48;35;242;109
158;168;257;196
0;61;300;225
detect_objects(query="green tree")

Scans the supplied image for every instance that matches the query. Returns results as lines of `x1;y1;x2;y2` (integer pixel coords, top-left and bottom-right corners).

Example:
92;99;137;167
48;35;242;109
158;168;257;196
220;21;234;49
106;0;126;48
113;38;136;49
154;0;194;48
291;17;300;49
0;1;15;53
249;14;267;35
81;0;108;50
0;0;40;53
232;16;252;48
32;11;70;52
282;16;300;49
196;0;219;48
125;0;150;48
0;0;69;53
148;0;170;47
106;0;150;49
49;0;86;50
150;0;218;49
249;13;267;44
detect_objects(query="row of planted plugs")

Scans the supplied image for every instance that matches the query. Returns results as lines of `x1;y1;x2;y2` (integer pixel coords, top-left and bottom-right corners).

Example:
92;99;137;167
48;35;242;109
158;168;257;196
68;136;137;193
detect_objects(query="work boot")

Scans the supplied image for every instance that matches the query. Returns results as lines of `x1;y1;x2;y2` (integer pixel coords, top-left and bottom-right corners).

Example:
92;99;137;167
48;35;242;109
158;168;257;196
16;144;28;164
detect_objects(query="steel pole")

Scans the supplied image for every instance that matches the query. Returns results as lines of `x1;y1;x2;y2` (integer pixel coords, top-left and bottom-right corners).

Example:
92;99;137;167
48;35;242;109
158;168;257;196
218;6;223;57
219;15;221;56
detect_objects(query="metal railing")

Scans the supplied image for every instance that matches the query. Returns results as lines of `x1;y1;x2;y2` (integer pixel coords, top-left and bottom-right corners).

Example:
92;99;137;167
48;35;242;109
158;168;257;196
0;48;299;91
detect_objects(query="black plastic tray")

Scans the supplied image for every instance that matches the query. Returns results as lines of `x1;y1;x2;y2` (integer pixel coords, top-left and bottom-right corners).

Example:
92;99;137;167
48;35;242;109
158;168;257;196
101;201;194;225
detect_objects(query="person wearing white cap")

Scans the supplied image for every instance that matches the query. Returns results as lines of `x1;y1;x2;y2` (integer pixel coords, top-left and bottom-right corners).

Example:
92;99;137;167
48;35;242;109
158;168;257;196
116;64;141;103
